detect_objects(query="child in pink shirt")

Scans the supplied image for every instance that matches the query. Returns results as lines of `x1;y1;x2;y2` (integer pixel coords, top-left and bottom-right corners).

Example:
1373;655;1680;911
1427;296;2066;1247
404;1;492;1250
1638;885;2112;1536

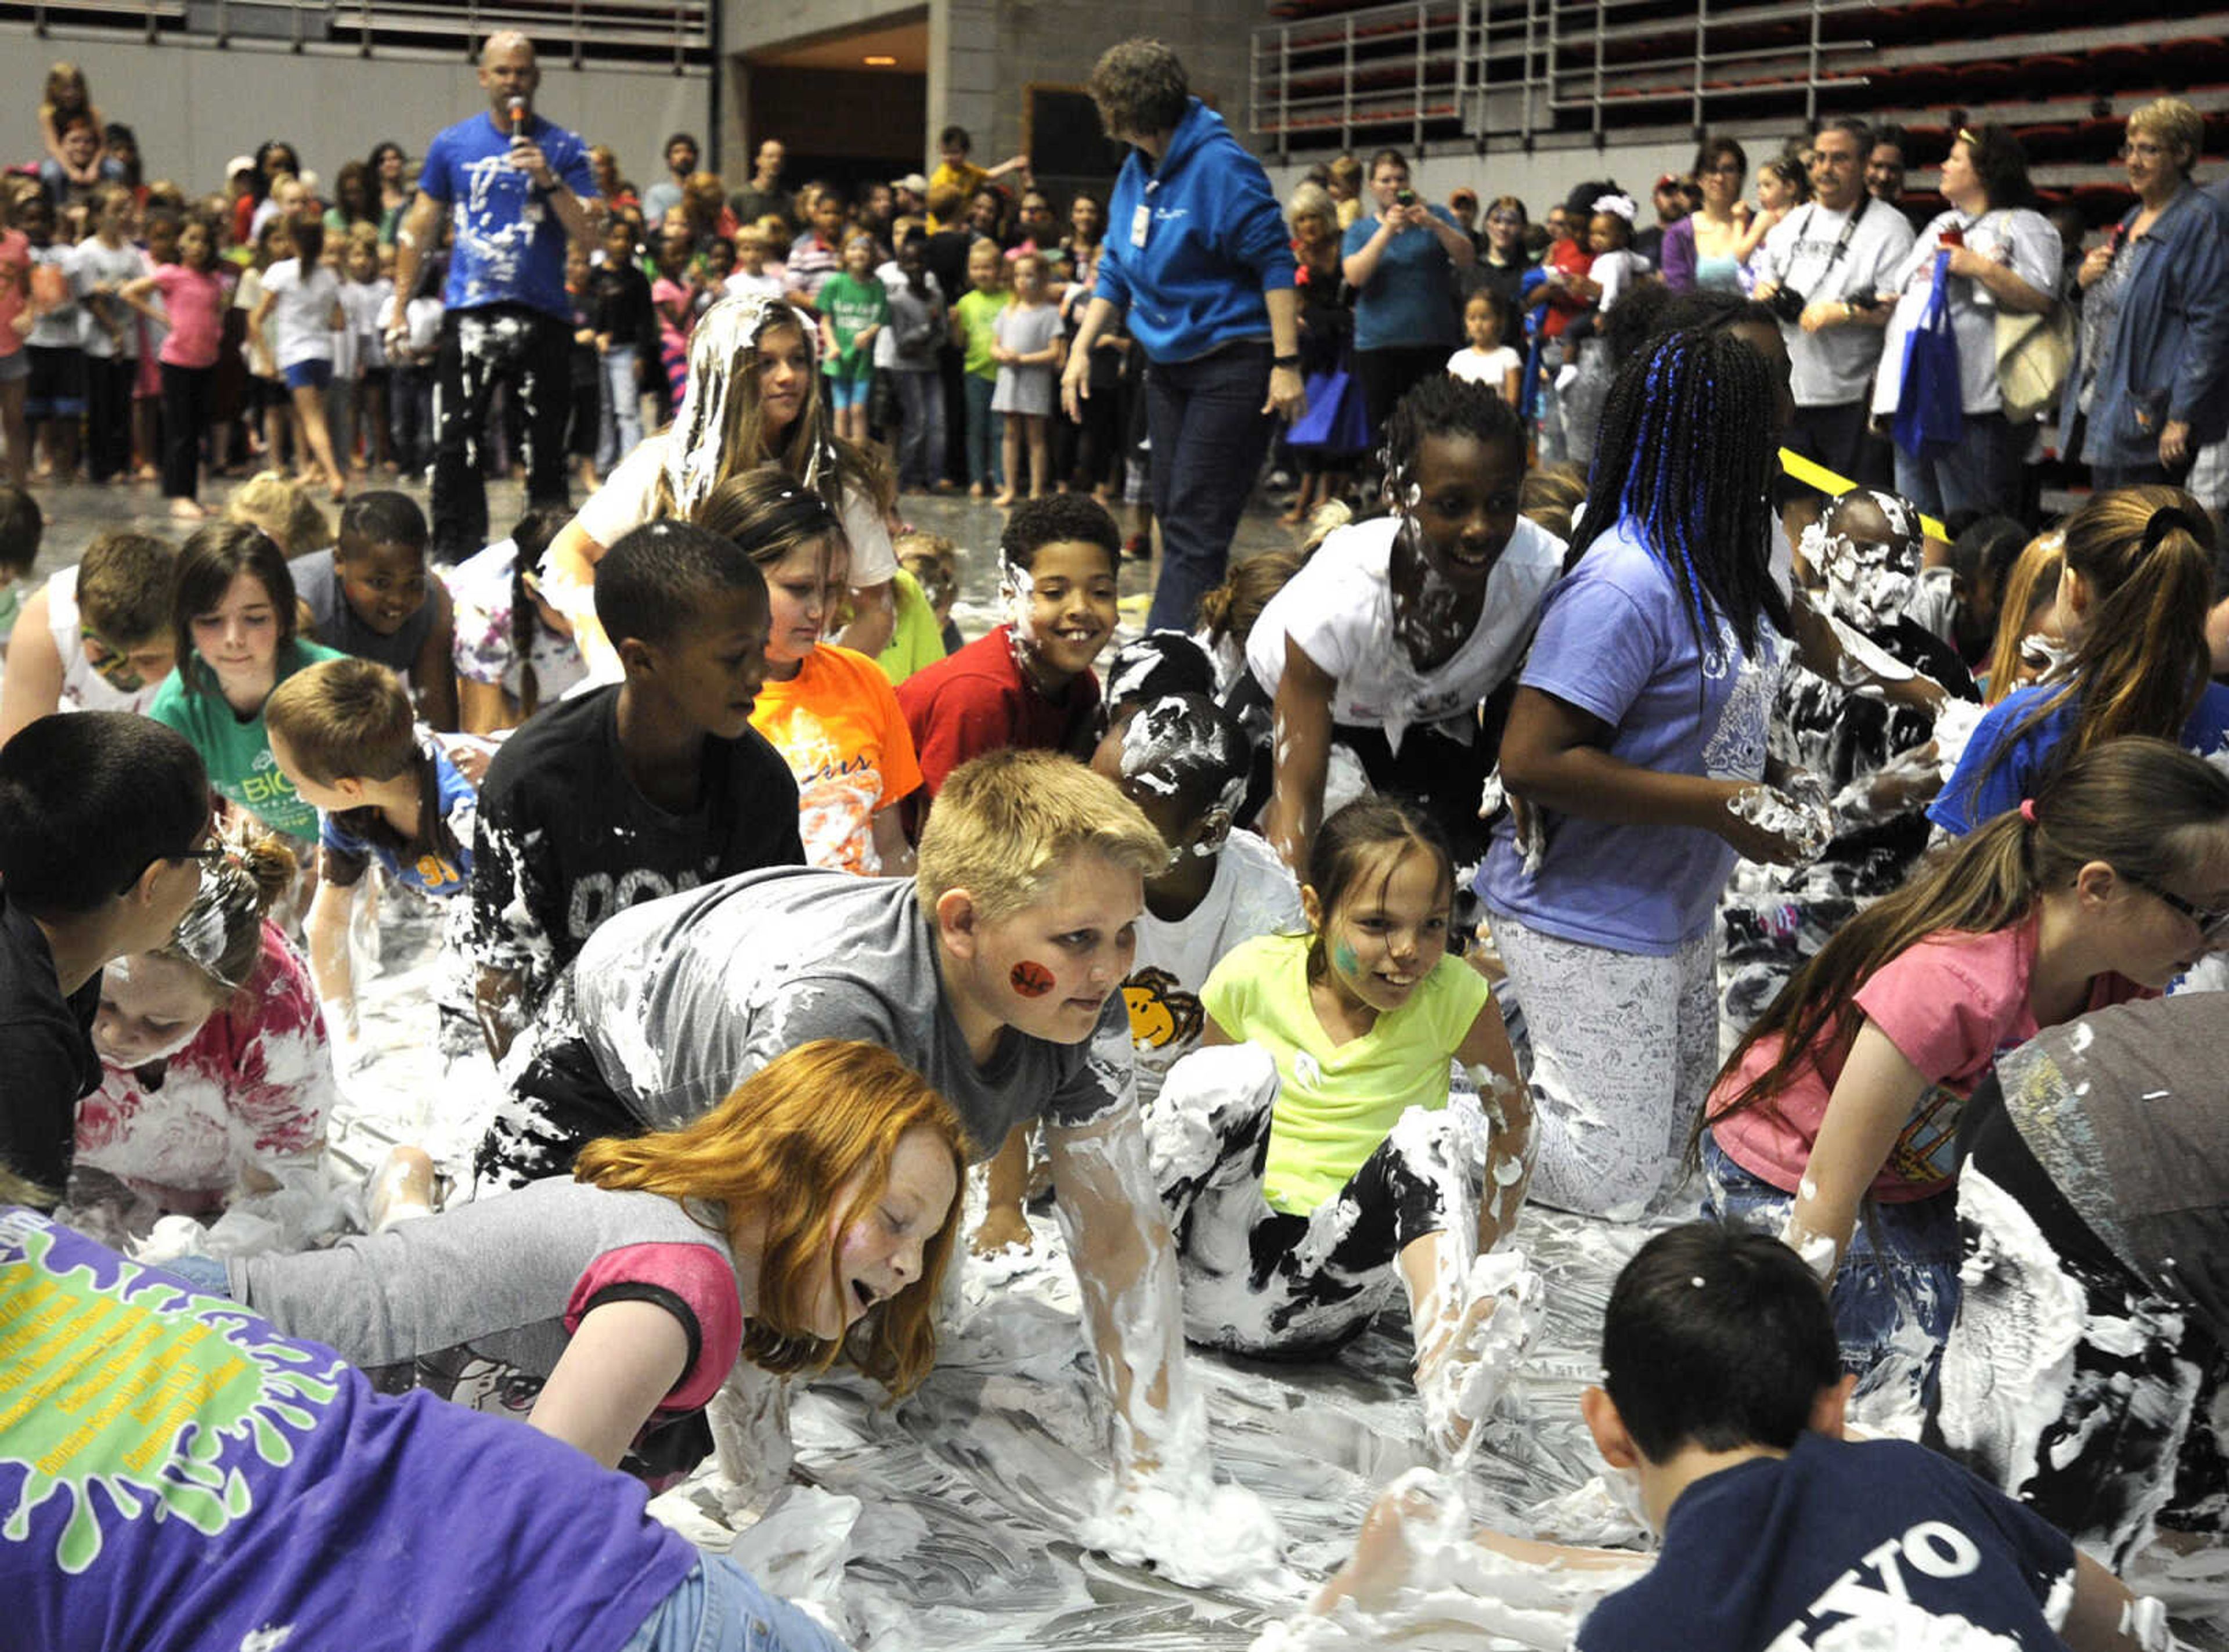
0;194;28;486
122;218;229;515
1703;740;2227;1394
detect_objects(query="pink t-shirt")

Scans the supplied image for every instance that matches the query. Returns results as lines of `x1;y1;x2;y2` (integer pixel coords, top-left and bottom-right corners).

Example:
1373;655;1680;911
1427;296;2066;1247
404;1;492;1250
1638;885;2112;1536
1709;919;2150;1203
0;229;28;360
149;261;230;369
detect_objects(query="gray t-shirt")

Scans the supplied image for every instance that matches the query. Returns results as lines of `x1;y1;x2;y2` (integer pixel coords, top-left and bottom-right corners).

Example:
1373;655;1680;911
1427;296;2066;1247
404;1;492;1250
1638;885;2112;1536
294;547;438;678
553;866;1135;1157
228;1179;743;1409
1757;197;1917;407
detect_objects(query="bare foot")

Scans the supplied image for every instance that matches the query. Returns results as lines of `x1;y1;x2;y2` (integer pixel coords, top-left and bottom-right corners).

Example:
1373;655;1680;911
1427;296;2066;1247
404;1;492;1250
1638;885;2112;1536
968;482;986;499
1312;1480;1439;1614
1278;506;1306;526
969;1202;1034;1257
990;490;1016;508
168;497;209;520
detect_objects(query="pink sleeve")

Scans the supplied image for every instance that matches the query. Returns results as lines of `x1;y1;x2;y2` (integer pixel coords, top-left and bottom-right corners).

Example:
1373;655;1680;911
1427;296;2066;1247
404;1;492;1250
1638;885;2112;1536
1851;931;2027;1086
223;926;336;1158
565;1242;746;1413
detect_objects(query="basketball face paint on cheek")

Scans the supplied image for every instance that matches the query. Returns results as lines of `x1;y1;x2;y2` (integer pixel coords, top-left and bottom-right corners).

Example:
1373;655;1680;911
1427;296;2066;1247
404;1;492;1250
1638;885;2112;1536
1010;961;1056;997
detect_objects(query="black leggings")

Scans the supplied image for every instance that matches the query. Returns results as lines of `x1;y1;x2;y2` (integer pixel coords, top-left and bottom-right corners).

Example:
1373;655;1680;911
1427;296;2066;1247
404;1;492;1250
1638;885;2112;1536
1153;1044;1490;1356
159;362;214;501
1354;344;1452;452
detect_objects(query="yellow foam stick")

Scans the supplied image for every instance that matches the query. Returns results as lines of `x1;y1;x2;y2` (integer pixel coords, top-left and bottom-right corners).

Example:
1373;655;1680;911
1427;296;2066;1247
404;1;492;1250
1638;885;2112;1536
1777;447;1949;542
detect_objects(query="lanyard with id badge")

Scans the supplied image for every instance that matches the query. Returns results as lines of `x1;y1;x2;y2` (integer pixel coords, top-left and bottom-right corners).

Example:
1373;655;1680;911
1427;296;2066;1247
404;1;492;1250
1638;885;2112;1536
1130;179;1157;250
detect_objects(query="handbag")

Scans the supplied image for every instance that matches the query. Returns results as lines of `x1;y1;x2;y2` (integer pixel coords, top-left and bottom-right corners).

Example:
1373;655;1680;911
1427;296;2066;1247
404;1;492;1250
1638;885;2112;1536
1893;251;1964;459
1995;301;2073;424
1286;355;1370;457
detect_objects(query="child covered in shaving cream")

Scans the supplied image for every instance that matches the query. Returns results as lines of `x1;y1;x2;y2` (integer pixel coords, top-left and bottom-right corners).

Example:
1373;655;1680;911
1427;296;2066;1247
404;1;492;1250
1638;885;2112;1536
68;835;334;1234
1306;1222;2167;1652
1156;796;1531;1457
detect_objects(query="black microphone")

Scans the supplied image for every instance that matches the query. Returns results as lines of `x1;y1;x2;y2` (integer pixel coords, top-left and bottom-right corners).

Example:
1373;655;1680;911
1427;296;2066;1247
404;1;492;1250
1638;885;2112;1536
508;96;529;147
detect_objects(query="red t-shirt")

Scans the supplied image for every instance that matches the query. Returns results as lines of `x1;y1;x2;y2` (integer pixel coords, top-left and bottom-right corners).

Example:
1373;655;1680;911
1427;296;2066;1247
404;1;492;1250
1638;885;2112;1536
1708;918;2150;1203
895;623;1100;802
0;229;28;361
1538;237;1595;340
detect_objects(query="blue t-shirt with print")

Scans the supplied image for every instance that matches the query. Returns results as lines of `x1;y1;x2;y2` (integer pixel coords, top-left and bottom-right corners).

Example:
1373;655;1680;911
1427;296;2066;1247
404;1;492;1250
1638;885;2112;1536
1929;677;2229;836
0;1205;696;1652
1477;515;1783;954
1577;1433;2076;1652
416;110;595;319
319;744;477;897
1343;205;1465;352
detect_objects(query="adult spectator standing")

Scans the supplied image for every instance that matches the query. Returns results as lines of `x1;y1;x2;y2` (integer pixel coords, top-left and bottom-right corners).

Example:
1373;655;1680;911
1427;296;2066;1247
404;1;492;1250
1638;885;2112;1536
386;31;600;564
1662;137;1751;294
1867;124;1913;218
728;140;795;239
1064;37;1304;634
892;172;928;222
1874;125;2058;518
1461;195;1532;309
1632;171;1689;266
2062;98;2229;492
640;131;698;228
1754;117;1913;483
1341;149;1475;441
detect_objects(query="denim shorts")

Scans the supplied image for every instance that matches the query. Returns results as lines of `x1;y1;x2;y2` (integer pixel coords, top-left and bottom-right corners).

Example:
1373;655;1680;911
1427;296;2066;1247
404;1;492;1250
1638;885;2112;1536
1700;1130;1960;1397
283;359;335;391
619;1558;849;1652
0;348;26;385
823;373;870;411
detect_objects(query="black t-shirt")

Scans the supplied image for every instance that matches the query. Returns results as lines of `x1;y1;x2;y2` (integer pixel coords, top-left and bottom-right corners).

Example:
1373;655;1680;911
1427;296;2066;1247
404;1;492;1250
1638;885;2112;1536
923;230;978;329
467;686;805;1018
587;261;656;355
0;896;102;1204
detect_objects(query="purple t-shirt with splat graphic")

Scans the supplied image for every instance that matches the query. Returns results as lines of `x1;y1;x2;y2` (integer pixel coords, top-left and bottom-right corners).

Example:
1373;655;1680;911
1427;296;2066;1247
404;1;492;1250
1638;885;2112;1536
0;1206;693;1652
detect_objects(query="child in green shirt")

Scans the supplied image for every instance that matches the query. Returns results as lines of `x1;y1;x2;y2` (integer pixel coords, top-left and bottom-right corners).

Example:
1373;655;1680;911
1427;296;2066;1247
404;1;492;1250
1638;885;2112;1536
815;233;887;448
950;239;1009;496
147;521;348;845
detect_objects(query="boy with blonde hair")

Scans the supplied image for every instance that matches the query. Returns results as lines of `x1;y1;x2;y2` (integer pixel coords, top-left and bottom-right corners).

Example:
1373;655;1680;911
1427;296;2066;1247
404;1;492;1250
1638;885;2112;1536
265;656;477;1059
474;749;1220;1535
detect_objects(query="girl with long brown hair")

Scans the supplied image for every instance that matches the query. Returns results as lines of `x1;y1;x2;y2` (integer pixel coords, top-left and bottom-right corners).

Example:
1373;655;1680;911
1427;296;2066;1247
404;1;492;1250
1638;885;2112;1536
1703;738;2229;1393
199;1041;966;1473
1934;488;2227;831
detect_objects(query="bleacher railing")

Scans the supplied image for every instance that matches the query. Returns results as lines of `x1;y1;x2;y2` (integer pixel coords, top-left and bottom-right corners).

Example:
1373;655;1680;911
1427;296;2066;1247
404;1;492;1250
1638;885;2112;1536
1;0;709;70
1253;0;1878;153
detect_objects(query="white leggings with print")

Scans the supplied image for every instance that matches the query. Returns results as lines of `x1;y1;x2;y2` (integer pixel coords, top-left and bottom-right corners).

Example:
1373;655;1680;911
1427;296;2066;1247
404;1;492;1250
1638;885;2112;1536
1489;912;1718;1220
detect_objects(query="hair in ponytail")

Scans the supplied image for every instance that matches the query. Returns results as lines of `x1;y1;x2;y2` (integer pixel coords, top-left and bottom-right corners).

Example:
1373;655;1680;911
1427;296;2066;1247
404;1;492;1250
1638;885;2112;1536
1962;487;2213;805
156;834;297;1002
1705;737;2229;1139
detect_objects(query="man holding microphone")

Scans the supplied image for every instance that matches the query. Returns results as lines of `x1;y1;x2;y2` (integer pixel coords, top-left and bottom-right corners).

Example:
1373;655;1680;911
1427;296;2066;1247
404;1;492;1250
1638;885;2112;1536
388;32;600;562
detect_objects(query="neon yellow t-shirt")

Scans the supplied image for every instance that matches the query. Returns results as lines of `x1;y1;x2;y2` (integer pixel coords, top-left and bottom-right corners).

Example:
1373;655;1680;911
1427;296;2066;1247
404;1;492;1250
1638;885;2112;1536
1202;931;1492;1214
954;288;1009;381
877;568;948;686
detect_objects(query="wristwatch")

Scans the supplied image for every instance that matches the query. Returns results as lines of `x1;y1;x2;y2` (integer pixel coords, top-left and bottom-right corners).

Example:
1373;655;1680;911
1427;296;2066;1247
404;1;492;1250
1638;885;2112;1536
1272;353;1301;369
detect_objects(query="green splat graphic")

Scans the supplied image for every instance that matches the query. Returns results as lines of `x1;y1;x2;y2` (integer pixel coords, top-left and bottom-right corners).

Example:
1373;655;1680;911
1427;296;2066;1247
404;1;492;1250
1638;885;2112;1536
0;1219;339;1574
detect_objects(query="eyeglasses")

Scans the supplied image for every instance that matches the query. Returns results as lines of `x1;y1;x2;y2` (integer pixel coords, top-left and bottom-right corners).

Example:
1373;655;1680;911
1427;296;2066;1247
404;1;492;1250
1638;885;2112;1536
1487;211;1523;226
1703;163;1744;177
2119;140;2169;160
2121;870;2229;940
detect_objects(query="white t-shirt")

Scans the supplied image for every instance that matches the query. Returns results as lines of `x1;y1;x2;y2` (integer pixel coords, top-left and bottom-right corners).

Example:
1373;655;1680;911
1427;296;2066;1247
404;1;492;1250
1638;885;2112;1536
1246;513;1567;751
1756;198;1916;407
723;269;785;304
74;237;147;360
341;277;393;372
1447;345;1521;389
1589;247;1646;313
1127;828;1304;1107
261;259;340;369
1871;207;2061;419
573;433;898;586
46;565;164;716
25;244;86;350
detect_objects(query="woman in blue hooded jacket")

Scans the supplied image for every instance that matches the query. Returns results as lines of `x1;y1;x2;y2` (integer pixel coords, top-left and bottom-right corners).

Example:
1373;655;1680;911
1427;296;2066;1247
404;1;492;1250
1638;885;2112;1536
2059;98;2229;491
1062;37;1305;635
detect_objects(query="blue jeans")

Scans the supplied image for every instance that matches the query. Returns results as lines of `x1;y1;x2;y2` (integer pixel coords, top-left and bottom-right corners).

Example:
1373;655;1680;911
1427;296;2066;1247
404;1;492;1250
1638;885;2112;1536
962;373;1001;488
1700;1132;1960;1396
893;370;944;489
619;1558;849;1652
598;344;642;472
1893;412;2023;520
1143;340;1275;633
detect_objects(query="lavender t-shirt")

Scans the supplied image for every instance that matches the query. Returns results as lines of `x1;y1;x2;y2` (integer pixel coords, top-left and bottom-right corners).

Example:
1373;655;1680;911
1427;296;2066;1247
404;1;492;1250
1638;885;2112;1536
0;1206;695;1652
1477;515;1783;954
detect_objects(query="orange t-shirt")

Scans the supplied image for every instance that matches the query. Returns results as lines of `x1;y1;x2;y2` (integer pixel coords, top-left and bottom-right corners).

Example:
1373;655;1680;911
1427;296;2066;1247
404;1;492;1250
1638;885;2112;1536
749;643;924;875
